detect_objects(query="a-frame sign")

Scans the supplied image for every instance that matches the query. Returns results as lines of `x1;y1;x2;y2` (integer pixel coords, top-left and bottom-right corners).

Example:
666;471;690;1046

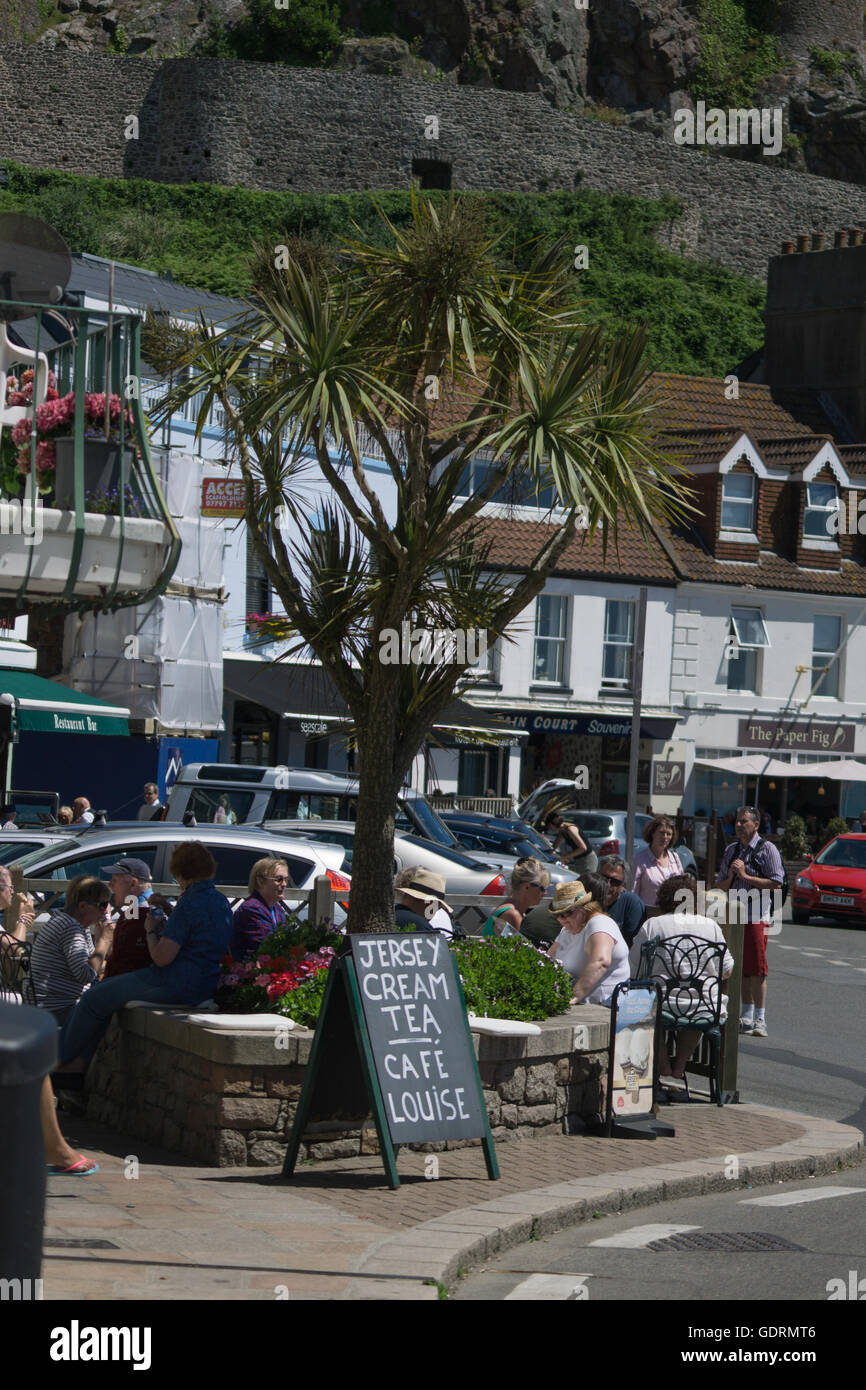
282;934;499;1189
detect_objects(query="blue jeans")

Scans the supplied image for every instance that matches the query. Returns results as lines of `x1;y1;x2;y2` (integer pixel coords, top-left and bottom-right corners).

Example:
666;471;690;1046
59;968;207;1067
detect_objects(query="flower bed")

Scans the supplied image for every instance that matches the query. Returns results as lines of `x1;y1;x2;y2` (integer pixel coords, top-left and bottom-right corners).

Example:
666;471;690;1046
214;921;573;1027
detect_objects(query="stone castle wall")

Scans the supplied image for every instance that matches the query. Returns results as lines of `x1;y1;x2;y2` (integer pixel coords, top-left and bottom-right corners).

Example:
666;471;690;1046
3;48;866;279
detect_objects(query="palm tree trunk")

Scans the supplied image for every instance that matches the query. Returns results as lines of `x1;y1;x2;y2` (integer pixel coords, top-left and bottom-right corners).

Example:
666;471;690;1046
345;668;406;934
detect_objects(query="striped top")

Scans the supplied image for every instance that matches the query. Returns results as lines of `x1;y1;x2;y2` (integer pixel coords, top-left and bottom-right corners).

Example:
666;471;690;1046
30;909;98;1013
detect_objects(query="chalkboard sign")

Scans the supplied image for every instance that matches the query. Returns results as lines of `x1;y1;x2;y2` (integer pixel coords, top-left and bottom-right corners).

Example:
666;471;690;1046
282;935;499;1188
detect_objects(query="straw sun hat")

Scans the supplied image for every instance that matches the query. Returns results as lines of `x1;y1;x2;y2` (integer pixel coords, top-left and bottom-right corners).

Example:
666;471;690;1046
397;868;452;915
549;882;593;916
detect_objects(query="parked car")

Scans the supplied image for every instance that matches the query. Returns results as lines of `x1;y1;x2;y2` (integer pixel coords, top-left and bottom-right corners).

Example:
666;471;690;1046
5;824;352;924
262;821;514;899
514;799;698;876
438;812;557;861
791;833;866;926
0;833;69;865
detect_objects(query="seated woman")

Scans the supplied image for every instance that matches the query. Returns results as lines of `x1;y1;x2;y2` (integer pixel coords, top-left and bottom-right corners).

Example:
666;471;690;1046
394;867;452;933
230;857;290;960
0;865;98;1174
629;874;734;1079
546;873;630;1006
481;858;550;938
55;842;233;1083
30;876;115;1026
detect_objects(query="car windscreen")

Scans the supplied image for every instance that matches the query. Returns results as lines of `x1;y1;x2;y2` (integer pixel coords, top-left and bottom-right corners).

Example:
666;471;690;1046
0;840;56;865
401;797;460;848
567;814;614;836
814;837;866;868
398;833;486;868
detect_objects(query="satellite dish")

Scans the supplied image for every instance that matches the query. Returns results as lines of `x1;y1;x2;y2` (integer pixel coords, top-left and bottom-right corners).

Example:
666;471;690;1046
0;213;71;322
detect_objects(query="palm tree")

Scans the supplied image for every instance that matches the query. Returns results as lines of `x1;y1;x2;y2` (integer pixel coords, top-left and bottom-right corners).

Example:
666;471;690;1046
152;192;693;932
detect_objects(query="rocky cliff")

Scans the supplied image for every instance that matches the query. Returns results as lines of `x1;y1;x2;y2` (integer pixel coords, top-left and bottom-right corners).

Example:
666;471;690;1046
4;0;866;185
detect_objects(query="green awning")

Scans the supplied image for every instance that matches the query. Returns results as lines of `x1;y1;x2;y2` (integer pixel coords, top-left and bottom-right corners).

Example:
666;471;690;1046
0;670;129;736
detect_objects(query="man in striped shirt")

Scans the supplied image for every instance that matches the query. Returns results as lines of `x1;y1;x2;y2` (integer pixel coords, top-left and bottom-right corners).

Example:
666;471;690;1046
30;877;115;1025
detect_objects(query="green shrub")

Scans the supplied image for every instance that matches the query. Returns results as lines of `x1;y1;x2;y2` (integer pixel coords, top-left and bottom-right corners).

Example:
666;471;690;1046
781;814;811;860
822;817;851;843
810;46;848;80
198;0;343;66
0;166;767;376
690;0;785;108
450;936;573;1021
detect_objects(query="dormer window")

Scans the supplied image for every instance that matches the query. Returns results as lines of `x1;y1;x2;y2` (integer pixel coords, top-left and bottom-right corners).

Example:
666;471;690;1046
721;472;756;532
803;481;839;540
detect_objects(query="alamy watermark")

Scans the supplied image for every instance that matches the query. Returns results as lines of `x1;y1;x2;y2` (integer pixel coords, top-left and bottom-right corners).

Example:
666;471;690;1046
673;101;783;157
379;622;487;666
0;495;43;546
826;492;866;535
674;882;783;930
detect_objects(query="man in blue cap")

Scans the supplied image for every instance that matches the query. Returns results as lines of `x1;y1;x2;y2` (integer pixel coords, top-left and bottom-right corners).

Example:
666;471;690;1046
101;857;157;979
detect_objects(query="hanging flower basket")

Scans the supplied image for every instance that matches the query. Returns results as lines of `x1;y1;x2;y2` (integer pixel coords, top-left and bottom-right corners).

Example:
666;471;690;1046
52;437;138;513
10;386;137;504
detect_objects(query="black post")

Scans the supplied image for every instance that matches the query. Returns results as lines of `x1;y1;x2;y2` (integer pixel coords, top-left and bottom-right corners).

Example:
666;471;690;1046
0;1004;57;1289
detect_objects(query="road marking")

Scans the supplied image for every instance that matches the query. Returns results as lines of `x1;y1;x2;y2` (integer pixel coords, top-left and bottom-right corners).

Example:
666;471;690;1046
589;1223;701;1248
799;951;828;958
827;959;853;966
505;1273;592;1300
740;1186;866;1208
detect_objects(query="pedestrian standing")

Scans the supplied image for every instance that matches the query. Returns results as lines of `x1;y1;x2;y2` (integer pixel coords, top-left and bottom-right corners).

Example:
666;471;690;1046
1;804;17;830
137;783;164;821
71;797;94;826
632;815;683;908
715;805;784;1037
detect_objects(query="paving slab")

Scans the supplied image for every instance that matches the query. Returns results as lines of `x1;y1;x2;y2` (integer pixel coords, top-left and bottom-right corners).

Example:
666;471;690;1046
37;1103;862;1301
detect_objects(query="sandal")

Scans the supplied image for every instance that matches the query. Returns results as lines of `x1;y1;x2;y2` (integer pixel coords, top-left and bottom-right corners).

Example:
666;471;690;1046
47;1154;99;1176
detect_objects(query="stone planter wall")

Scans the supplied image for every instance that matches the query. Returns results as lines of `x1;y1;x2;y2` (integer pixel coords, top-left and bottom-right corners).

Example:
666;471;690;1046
85;1007;611;1167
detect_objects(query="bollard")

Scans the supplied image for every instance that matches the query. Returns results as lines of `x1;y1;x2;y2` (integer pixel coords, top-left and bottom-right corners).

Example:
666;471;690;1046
0;1003;57;1288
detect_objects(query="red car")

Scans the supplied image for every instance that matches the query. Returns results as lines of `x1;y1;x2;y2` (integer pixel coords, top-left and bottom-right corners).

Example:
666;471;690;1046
791;834;866;926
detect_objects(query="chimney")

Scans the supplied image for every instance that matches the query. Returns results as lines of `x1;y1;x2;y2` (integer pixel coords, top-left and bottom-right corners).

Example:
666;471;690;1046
781;240;795;255
765;229;866;443
811;232;825;251
796;234;809;252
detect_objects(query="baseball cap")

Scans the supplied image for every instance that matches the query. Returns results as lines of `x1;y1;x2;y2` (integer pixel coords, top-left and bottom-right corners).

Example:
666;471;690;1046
102;858;152;880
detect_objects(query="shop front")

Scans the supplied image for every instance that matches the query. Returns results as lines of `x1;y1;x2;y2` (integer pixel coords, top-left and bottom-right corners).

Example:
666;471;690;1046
692;716;866;832
488;709;679;810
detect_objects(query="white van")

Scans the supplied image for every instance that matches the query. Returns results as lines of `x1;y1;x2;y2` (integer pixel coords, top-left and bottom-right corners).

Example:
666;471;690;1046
164;764;460;848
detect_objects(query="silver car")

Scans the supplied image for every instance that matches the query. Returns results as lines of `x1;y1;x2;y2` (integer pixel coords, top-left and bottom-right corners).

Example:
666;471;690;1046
6;824;352;921
263;821;513;898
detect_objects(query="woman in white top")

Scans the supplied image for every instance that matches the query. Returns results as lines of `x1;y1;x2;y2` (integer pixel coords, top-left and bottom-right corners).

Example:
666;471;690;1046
630;874;734;1080
631;815;683;907
546;873;630;1006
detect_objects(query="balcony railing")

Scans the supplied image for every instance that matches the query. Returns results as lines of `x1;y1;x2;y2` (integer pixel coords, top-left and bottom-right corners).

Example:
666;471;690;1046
0;301;180;611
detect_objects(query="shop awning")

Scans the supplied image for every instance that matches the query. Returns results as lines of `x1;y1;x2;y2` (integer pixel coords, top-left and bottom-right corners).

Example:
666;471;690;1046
695;753;866;782
223;656;527;746
0;670;130;736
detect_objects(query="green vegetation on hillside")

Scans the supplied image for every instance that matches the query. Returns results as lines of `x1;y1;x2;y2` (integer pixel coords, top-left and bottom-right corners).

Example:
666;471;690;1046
199;0;345;65
0;164;766;376
690;0;787;108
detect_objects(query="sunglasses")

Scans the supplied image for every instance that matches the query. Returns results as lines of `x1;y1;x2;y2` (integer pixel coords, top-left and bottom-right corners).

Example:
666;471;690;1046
602;875;624;886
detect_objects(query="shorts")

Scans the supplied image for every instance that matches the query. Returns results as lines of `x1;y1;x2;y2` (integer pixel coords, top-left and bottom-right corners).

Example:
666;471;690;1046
742;921;769;978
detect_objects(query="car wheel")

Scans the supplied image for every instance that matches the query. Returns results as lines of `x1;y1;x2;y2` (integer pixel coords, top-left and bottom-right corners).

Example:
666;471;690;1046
791;908;810;925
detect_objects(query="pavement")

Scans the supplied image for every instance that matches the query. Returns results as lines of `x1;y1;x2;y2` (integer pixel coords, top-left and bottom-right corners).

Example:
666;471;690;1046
42;1101;863;1301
